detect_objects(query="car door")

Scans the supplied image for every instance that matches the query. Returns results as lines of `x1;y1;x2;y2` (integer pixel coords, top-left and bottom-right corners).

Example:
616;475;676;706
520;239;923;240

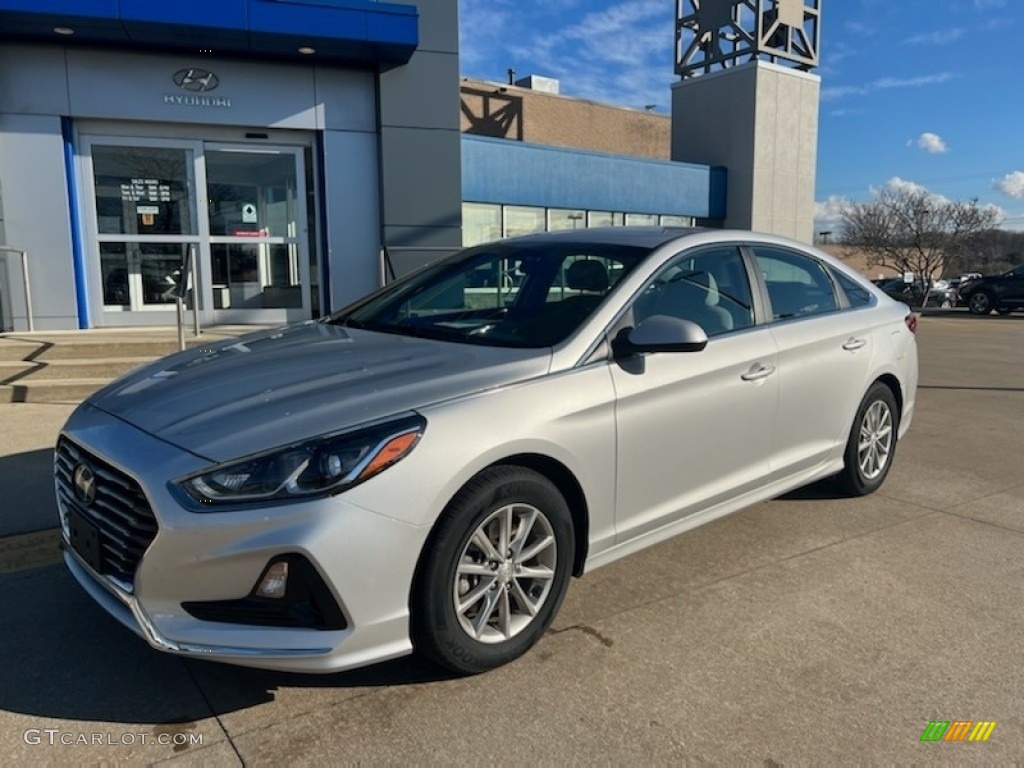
1001;265;1024;307
610;245;779;543
748;245;874;478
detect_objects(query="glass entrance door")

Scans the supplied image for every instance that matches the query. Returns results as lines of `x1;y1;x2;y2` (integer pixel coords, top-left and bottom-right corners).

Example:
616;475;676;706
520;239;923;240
204;146;311;322
91;144;198;315
83;136;314;326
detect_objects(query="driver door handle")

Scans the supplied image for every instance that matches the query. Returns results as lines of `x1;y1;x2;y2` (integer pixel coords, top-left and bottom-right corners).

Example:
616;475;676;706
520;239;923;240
842;338;867;351
741;363;776;382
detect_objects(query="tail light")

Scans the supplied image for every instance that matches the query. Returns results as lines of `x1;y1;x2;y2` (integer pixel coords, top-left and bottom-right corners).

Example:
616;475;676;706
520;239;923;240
905;312;918;334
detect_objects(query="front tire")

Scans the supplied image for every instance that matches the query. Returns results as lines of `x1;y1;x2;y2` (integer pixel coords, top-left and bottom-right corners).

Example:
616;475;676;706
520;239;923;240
836;382;899;497
968;291;995;315
411;466;574;674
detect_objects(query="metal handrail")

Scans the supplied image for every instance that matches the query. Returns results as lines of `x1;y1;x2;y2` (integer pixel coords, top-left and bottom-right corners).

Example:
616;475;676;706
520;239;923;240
0;245;33;332
174;243;202;351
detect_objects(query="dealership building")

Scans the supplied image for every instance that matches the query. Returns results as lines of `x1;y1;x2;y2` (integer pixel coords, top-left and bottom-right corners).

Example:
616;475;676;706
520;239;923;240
0;0;821;331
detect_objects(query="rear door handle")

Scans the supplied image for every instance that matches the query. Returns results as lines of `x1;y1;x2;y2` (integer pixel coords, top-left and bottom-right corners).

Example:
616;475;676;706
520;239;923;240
741;364;776;382
842;338;867;351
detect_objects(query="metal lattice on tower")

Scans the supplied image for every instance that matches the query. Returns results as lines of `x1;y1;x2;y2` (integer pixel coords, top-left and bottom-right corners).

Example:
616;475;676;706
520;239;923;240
675;0;821;78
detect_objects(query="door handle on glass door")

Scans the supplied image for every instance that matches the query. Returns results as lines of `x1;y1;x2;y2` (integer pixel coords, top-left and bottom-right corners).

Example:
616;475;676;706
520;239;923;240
842;338;867;351
741;364;776;382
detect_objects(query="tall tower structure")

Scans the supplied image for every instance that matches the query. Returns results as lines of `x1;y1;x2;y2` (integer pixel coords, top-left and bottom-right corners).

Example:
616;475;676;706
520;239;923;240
671;0;822;242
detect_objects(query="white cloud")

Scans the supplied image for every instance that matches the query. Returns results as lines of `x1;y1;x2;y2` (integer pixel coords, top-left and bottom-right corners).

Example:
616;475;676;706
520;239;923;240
844;21;876;34
905;28;965;45
813;195;850;234
822;72;955;101
916;132;948;154
816;180;1008;235
879;178;1006;221
876;177;947;202
994;171;1024;199
508;0;673;108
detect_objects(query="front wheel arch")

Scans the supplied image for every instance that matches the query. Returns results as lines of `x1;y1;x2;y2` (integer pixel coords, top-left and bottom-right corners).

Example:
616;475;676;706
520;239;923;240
409;464;575;673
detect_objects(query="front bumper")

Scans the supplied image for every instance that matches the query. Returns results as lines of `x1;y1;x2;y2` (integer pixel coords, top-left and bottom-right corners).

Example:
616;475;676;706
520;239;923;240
58;403;429;673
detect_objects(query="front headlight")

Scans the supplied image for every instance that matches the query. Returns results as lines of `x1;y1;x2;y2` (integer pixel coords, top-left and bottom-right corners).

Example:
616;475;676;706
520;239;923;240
176;413;426;507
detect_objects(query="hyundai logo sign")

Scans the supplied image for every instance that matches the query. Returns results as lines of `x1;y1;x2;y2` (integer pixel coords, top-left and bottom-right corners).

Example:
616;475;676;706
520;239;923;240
173;68;219;93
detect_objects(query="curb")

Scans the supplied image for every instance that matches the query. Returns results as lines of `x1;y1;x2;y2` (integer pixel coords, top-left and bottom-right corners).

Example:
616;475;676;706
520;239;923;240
0;528;62;574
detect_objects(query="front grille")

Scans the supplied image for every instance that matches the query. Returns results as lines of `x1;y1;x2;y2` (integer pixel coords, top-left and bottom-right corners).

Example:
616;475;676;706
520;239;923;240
55;437;158;587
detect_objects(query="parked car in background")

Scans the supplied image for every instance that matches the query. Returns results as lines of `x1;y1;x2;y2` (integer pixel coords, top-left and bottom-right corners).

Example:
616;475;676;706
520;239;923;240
875;277;955;308
55;228;919;675
958;265;1024;315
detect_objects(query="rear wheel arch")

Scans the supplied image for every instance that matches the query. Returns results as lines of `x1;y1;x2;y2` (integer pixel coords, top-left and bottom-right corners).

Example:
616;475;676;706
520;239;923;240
874;374;903;428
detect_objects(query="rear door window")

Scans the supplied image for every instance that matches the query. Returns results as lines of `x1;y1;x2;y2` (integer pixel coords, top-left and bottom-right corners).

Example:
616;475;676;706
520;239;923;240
752;246;839;321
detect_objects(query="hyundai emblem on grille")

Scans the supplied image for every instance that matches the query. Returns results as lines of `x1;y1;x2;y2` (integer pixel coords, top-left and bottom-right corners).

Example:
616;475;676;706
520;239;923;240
72;463;96;506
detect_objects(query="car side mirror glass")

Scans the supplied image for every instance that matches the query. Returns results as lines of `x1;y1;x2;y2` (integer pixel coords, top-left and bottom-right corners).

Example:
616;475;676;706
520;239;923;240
614;315;709;356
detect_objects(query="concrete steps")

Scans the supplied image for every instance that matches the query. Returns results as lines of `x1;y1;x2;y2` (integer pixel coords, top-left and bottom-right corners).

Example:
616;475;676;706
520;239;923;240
0;378;114;404
0;327;257;403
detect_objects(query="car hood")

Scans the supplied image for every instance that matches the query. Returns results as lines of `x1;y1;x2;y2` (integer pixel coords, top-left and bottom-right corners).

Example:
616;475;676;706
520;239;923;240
87;321;551;462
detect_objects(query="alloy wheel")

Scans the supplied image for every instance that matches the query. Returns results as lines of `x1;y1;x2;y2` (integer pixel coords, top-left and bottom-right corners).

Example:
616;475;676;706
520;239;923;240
969;293;991;314
453;503;557;644
858;400;893;480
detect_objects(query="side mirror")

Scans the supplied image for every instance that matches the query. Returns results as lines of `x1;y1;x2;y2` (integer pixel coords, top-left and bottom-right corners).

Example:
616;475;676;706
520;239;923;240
613;315;709;356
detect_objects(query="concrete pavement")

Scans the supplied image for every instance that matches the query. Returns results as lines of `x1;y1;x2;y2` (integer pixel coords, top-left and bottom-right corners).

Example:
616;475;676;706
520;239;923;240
0;310;1022;765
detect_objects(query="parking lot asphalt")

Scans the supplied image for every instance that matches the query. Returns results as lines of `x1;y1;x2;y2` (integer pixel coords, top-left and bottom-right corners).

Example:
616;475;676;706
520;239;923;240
0;310;1022;765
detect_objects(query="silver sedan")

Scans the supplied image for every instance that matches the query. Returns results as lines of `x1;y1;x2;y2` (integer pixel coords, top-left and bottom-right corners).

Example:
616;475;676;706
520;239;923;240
56;228;918;674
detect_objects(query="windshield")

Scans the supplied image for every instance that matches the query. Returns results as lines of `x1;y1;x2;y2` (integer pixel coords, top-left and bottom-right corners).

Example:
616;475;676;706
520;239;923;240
330;241;653;347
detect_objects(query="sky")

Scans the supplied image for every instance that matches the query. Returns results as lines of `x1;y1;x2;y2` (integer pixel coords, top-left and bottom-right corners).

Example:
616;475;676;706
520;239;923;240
458;0;1024;232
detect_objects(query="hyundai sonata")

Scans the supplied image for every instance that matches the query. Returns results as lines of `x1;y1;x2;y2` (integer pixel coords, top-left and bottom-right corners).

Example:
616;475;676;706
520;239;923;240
56;228;918;674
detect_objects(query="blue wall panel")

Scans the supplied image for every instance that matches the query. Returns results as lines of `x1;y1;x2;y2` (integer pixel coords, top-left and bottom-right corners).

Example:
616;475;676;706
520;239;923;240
119;0;248;31
462;135;727;219
0;0;418;66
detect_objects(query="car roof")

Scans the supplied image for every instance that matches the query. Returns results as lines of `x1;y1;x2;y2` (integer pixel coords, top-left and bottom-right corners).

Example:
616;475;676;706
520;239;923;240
496;226;705;249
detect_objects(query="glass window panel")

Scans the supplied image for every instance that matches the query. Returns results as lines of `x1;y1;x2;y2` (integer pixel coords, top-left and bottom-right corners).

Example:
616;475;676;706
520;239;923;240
503;206;545;238
463;203;501;246
92;146;193;235
832;270;873;308
548;208;586;231
100;242;129;306
206;150;296;238
588;211;613;227
635;246;754;335
211;243;301;309
753;246;840;320
138;242;188;305
660;215;694;227
625;213;659;226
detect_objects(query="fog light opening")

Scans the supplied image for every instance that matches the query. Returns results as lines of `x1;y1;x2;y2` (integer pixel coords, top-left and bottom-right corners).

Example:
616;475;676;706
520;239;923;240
256;561;289;598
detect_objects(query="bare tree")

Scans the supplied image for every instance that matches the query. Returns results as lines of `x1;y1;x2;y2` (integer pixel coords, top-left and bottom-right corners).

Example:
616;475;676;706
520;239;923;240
839;185;1001;307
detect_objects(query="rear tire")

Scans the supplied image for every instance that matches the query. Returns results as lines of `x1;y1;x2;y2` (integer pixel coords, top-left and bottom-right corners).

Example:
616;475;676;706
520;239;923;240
411;466;574;675
836;382;899;497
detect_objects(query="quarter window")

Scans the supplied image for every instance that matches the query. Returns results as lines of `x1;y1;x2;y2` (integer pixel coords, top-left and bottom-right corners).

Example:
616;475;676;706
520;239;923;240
753;247;839;320
831;270;873;308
